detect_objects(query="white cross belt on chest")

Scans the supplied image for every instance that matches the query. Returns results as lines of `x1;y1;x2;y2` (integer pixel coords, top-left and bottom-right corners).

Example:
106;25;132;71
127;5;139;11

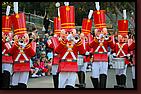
95;42;107;53
62;42;76;60
116;43;126;56
15;48;29;62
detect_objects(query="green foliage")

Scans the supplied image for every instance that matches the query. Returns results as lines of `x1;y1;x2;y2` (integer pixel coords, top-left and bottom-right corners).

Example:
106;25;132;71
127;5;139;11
2;2;135;27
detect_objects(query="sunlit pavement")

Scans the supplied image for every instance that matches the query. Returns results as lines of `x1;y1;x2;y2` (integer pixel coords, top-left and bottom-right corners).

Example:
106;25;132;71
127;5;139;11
27;66;133;88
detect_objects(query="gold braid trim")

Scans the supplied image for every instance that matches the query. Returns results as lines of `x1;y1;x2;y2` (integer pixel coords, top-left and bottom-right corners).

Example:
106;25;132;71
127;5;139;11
25;45;31;49
60;41;66;45
77;41;82;46
94;38;98;43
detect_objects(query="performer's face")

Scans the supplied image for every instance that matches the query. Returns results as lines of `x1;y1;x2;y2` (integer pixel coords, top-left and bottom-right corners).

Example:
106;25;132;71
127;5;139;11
118;35;128;43
61;29;76;41
15;33;29;46
123;35;128;43
118;35;123;42
95;29;101;37
2;32;13;42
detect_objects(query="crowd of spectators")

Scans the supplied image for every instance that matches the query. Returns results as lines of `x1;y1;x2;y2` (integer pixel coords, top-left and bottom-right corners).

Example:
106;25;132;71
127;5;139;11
28;27;53;78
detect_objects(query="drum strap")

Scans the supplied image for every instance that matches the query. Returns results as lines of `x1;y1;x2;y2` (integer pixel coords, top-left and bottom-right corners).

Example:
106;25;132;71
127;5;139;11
62;48;76;60
117;43;126;56
15;50;29;62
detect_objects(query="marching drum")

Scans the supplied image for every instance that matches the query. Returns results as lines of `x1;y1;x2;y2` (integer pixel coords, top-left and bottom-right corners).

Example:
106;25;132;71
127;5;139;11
77;55;84;66
112;58;125;69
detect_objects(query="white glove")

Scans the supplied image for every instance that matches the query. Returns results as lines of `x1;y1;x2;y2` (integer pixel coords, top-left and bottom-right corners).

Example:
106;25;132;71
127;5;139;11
127;54;130;57
127;54;130;59
67;34;73;41
112;53;117;57
85;51;90;55
107;52;111;56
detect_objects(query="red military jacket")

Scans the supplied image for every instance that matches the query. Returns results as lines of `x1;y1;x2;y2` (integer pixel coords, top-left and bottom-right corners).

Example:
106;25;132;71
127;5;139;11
9;42;36;72
47;36;60;65
129;42;135;65
89;37;114;62
113;42;134;64
2;40;13;63
55;40;86;72
83;41;91;63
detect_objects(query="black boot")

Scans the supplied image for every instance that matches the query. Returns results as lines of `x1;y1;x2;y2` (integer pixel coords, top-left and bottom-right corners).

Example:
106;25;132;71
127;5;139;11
132;79;136;88
1;70;11;88
79;71;86;88
65;85;74;88
99;74;107;88
119;74;126;88
90;76;99;88
75;71;81;87
53;73;59;88
75;71;86;88
11;85;19;88
18;83;27;88
114;75;120;88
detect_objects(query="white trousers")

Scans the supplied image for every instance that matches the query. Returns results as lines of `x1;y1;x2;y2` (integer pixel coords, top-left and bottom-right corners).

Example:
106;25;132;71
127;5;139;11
78;63;88;72
91;62;108;78
2;64;13;75
132;66;135;79
51;65;58;75
11;72;29;86
115;64;127;76
58;72;77;88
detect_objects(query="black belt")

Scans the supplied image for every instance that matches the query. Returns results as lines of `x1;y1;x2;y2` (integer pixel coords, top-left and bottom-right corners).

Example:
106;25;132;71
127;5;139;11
61;59;77;62
94;52;107;54
14;60;29;63
2;54;10;56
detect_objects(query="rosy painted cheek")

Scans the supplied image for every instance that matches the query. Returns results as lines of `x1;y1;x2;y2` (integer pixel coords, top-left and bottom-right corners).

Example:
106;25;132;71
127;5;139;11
25;39;29;43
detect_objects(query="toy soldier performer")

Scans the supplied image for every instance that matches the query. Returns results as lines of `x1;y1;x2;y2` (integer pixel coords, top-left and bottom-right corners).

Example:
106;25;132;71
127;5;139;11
112;10;134;88
89;2;115;88
2;5;13;88
75;10;93;88
46;2;61;88
55;2;86;88
9;2;36;88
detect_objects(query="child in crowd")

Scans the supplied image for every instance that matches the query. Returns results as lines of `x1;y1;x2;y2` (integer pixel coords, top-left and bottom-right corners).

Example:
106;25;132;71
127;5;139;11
30;58;48;77
40;51;52;76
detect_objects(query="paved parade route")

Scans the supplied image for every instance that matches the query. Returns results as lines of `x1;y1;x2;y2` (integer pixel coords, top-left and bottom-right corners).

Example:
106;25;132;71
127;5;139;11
27;67;133;88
